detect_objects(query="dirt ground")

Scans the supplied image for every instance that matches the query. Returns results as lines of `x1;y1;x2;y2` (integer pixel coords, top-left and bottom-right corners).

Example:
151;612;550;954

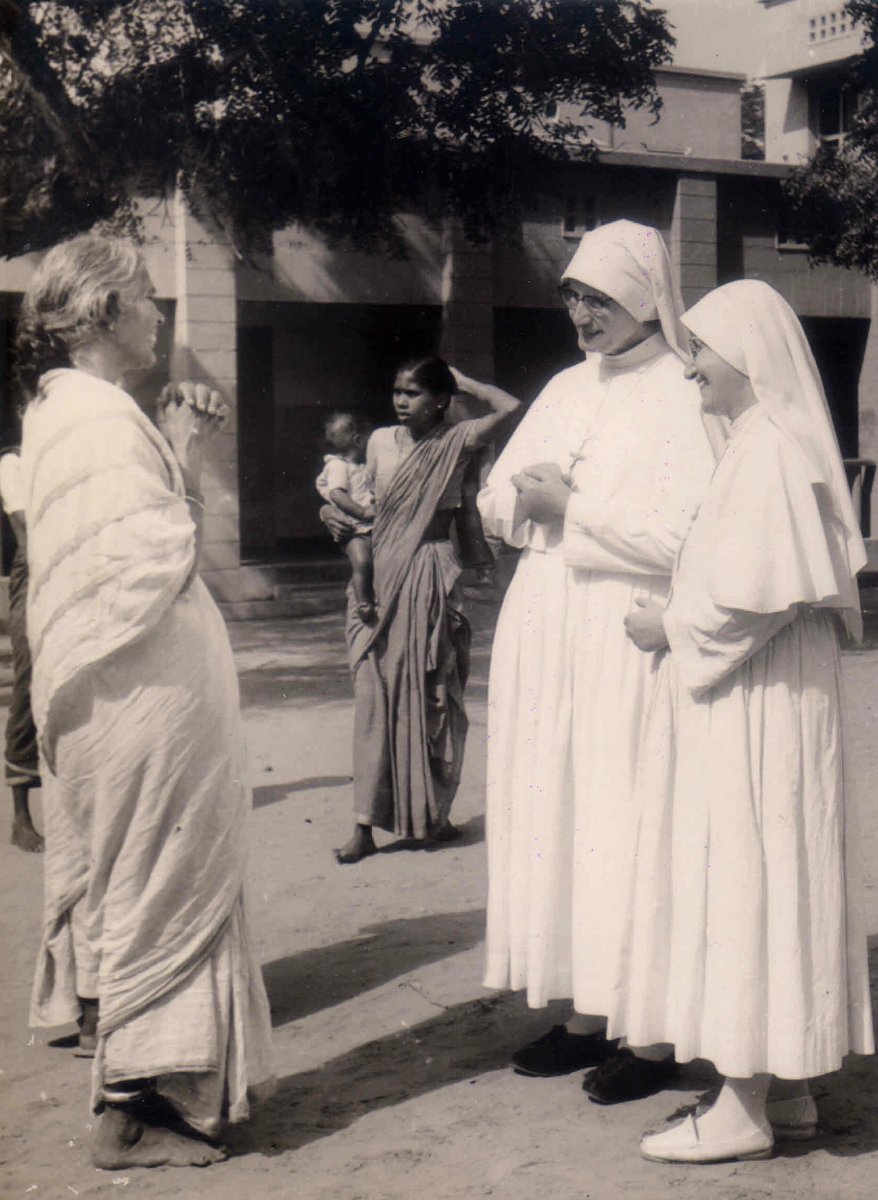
3;598;878;1200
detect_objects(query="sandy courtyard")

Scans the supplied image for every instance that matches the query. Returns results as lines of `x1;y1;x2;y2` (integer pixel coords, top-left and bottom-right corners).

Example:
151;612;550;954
3;602;878;1200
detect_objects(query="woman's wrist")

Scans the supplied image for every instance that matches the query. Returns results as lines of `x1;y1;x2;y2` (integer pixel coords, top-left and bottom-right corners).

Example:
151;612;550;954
177;448;204;487
179;465;205;506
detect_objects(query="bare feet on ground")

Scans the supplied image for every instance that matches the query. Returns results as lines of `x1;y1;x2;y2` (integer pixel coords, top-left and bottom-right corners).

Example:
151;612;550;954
93;1108;228;1170
431;821;462;843
11;817;44;852
334;824;377;864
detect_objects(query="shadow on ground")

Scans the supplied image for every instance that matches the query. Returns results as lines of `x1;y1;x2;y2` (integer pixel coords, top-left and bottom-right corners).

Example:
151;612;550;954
229;991;525;1159
244;936;878;1163
375;815;485;856
253;776;353;809
263;907;487;1027
232;602;497;711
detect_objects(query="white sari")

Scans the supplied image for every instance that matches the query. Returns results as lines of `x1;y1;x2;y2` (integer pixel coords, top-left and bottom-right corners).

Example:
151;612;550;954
25;370;274;1133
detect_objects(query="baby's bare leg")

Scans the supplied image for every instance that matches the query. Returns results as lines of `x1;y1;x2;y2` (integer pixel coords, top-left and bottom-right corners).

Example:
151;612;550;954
345;536;375;617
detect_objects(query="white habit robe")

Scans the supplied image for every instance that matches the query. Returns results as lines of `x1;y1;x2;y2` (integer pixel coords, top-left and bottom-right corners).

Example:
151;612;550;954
480;332;715;1012
608;406;875;1078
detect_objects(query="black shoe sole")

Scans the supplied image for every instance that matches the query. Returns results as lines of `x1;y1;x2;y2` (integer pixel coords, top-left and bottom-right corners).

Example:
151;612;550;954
584;1068;677;1106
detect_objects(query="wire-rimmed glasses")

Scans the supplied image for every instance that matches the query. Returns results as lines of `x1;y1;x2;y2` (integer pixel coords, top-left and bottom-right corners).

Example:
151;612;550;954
558;283;611;315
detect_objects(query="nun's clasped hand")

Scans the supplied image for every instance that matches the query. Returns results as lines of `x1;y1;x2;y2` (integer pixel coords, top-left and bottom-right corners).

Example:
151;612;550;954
624;597;669;652
511;462;573;523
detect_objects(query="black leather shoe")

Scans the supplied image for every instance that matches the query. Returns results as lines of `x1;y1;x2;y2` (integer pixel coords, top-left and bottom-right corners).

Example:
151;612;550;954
583;1049;677;1104
511;1025;619;1077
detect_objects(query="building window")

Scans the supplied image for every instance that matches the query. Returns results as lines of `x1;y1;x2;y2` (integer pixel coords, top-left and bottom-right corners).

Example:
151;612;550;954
814;82;862;147
776;199;810;252
562;195;599;239
811;6;851;40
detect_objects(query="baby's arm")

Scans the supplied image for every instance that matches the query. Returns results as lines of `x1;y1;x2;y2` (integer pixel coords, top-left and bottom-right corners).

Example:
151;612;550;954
329;487;372;521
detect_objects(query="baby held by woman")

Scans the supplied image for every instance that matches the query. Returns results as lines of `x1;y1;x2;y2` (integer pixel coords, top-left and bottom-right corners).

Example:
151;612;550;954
316;411;377;621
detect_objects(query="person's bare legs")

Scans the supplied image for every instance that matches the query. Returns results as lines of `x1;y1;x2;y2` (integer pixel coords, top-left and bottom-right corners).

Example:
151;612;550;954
11;783;43;852
93;1084;228;1170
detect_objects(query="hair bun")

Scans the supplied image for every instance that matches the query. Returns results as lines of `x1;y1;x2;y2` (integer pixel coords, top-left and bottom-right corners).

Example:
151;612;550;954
14;313;68;397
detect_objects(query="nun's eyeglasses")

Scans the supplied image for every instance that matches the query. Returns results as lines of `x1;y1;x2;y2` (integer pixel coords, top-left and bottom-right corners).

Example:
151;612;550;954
558;284;611;315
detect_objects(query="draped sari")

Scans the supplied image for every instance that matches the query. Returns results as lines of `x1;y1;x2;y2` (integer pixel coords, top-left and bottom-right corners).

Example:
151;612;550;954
25;369;274;1133
348;420;473;838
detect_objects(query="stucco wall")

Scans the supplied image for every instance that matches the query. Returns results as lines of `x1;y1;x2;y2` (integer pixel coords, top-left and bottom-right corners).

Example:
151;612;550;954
492;164;676;310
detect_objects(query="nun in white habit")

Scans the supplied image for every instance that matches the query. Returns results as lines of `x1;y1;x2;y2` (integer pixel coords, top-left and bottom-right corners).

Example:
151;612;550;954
618;279;875;1163
479;220;716;1101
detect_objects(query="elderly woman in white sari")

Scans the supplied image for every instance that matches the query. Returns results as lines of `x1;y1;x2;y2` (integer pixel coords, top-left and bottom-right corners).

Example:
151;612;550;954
20;234;274;1169
618;279;874;1163
479;220;716;1103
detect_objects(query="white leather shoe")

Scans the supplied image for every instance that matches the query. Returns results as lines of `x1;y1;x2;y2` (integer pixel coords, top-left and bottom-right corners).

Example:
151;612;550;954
640;1112;774;1164
766;1094;818;1141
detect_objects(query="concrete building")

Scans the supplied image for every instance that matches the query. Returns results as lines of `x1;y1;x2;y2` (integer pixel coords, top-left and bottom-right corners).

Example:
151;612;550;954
1;11;875;610
755;0;878;540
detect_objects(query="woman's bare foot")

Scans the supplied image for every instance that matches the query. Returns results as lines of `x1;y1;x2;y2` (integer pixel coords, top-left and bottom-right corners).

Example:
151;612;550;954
334;825;377;864
431;820;462;843
93;1107;228;1169
11;816;44;852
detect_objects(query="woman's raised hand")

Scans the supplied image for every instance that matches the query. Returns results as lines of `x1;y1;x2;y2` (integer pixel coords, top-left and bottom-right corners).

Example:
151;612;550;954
447;365;521;446
157;382;228;479
449;366;474;395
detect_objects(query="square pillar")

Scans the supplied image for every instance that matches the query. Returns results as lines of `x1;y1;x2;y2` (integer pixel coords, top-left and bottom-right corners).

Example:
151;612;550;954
671;175;718;309
439;218;495;381
172;191;272;605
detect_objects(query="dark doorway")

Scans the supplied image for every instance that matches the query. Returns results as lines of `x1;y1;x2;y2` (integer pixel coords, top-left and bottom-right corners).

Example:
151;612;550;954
494;307;581;405
237;301;443;558
238;324;276;560
800;317;868;458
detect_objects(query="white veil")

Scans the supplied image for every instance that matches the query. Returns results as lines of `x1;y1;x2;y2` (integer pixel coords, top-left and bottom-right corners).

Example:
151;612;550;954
683;279;866;636
563;220;687;361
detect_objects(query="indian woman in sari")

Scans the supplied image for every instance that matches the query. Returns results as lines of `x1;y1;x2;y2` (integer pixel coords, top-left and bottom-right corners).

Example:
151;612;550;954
618;280;874;1163
332;355;520;864
20;234;274;1169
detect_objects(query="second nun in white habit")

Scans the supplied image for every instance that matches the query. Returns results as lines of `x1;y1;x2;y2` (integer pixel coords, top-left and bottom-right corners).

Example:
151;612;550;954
617;280;874;1164
479;220;716;1102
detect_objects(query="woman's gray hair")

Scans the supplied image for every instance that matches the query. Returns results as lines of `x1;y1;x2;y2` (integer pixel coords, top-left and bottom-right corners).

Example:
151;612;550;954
15;233;147;396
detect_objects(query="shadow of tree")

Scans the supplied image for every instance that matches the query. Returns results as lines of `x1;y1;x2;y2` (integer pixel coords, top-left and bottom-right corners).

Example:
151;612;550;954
239;662;354;710
228;990;529;1159
232;605;496;712
376;815;485;856
253;775;352;809
247;933;878;1162
263;907;487;1027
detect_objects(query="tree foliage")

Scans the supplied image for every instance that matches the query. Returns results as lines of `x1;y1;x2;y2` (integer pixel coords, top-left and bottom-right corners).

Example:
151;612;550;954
741;81;764;161
784;0;878;278
1;0;673;258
